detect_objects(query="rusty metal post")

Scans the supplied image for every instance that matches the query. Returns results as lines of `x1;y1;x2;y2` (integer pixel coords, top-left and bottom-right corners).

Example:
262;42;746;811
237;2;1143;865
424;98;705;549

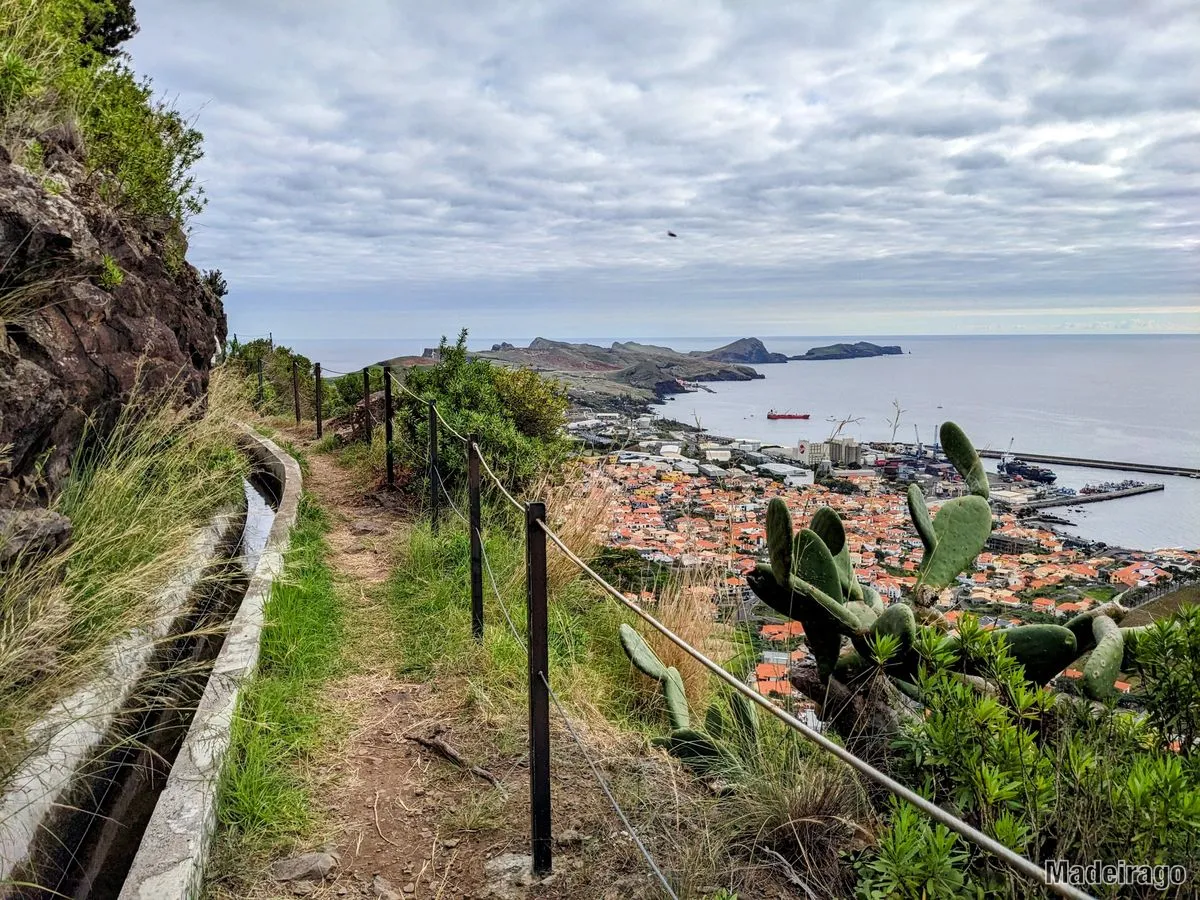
469;435;483;641
526;501;551;875
314;363;323;439
362;367;373;444
383;366;395;489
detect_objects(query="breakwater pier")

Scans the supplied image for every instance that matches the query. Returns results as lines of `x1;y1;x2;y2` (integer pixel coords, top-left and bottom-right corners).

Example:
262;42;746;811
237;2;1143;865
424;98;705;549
975;449;1200;479
1012;482;1165;512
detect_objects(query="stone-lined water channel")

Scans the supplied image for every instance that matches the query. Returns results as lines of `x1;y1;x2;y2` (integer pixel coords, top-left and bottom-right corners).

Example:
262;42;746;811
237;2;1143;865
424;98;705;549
7;475;277;900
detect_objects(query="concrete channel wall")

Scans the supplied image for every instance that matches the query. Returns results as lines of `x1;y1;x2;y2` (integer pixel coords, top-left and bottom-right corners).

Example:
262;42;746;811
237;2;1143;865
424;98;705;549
118;431;302;900
0;510;245;883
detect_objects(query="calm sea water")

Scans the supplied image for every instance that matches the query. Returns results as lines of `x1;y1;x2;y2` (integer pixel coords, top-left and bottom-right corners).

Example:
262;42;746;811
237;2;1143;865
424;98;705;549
282;334;1200;551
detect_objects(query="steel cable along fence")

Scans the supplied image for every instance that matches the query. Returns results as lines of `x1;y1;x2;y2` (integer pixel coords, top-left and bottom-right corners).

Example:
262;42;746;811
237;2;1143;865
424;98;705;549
377;368;1093;899
429;452;678;898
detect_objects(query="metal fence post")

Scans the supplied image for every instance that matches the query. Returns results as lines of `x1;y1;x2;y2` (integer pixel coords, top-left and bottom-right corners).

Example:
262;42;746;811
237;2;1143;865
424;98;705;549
362;367;373;444
256;358;264;405
526;501;552;876
383;366;395;489
428;400;440;530
469;435;484;641
315;363;323;439
291;360;301;424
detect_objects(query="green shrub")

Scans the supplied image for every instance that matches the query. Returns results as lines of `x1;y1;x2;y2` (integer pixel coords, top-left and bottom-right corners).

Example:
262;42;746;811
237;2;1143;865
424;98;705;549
865;611;1200;895
224;339;318;421
1134;603;1200;756
856;801;972;899
1;0;204;226
97;251;122;289
83;63;206;220
397;329;570;490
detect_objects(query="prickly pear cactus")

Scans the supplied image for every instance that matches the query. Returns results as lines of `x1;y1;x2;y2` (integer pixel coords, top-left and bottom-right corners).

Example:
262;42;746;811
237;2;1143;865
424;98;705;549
619;624;760;777
940;421;989;500
1083;616;1123;700
746;421;1139;705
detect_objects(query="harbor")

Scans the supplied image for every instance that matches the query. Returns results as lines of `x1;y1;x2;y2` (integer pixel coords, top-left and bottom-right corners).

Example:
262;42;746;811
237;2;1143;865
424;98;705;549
995;481;1165;512
566;409;1200;551
975;448;1200;479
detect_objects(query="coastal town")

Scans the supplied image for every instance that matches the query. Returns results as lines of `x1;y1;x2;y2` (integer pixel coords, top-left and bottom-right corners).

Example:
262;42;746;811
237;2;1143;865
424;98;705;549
571;413;1199;706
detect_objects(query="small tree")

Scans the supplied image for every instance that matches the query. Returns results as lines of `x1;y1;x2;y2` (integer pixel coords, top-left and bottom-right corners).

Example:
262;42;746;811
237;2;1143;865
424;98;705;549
202;268;228;299
399;329;569;489
1135;604;1200;756
81;0;139;58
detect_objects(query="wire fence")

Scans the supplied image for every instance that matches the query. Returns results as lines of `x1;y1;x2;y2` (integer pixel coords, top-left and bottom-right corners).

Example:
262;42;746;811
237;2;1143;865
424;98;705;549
291;357;1094;899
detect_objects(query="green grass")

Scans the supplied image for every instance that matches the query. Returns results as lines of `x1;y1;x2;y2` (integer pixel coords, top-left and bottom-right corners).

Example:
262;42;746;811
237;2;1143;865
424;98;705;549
387;510;640;725
214;493;344;854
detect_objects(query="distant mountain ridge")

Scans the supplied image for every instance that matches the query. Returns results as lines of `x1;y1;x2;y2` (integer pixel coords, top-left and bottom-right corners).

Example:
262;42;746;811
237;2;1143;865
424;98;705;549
474;337;781;408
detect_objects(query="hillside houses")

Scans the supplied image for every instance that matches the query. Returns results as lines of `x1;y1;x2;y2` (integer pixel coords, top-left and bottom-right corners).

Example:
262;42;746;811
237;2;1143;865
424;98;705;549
588;451;1198;629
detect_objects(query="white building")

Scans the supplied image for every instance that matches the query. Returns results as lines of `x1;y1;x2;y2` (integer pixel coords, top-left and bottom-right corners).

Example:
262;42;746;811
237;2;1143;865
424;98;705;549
759;462;804;478
795;441;829;466
827;437;862;467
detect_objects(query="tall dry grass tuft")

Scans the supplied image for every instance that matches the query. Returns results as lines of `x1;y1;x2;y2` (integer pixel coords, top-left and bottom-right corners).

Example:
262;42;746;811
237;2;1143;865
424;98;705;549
0;366;249;781
529;460;618;598
637;566;732;705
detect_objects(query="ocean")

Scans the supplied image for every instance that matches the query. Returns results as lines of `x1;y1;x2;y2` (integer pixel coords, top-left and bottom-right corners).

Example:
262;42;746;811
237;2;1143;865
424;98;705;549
278;334;1200;551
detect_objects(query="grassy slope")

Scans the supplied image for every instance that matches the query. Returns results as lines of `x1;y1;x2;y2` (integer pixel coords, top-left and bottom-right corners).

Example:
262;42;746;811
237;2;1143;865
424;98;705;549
388;507;870;898
0;373;248;782
389;512;638;727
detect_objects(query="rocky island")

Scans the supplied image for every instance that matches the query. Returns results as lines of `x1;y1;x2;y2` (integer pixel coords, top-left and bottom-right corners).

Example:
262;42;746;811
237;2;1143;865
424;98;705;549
381;337;788;413
790;341;903;361
474;338;770;410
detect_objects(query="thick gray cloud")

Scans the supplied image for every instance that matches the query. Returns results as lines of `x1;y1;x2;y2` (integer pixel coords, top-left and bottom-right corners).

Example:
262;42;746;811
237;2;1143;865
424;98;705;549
128;0;1199;337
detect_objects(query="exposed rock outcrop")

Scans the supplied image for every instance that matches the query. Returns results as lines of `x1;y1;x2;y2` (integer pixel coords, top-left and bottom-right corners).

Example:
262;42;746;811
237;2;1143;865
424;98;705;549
692;337;788;364
0;135;226;529
789;341;903;361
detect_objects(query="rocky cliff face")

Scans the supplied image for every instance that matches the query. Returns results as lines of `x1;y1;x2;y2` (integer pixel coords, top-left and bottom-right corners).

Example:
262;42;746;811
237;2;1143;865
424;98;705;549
692;337;789;364
0;134;226;520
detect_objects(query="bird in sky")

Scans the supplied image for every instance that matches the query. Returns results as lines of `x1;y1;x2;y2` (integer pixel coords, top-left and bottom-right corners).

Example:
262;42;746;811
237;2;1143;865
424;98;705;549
666;230;677;238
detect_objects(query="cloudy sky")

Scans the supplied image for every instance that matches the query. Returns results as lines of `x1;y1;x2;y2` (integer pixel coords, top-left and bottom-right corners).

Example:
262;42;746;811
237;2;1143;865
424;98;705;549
128;0;1199;340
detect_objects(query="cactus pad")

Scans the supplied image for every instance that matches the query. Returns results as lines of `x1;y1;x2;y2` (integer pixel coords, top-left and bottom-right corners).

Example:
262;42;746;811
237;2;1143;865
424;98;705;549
663;666;690;730
907;484;937;556
791;528;845;610
919;494;993;590
811;508;863;601
730;691;760;747
997;624;1079;685
940;422;989;499
1082;616;1123;700
619;623;669;681
1064;601;1129;653
766;497;794;585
